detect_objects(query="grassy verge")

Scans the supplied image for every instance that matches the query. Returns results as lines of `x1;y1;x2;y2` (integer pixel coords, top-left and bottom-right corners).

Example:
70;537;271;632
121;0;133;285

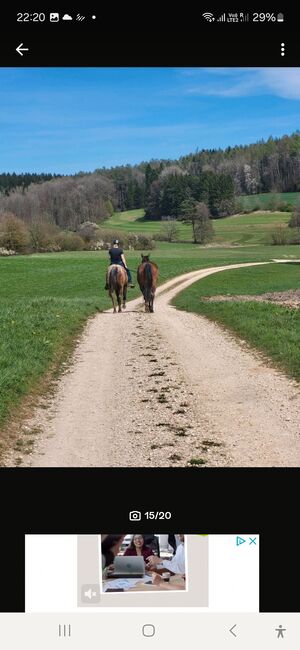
0;297;99;426
172;263;300;380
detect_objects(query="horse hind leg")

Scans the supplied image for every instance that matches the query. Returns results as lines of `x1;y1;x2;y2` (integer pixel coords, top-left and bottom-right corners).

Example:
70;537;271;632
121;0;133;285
122;284;127;309
149;290;155;313
109;291;117;313
117;289;122;313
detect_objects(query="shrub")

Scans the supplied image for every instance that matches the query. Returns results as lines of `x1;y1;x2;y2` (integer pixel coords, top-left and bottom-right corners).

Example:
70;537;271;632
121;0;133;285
135;234;155;250
278;201;293;212
0;212;29;253
153;232;169;242
161;219;179;242
56;231;85;251
94;229;156;250
266;195;280;211
193;203;214;244
28;220;61;252
233;199;244;214
0;247;16;256
105;199;114;217
270;224;288;245
289;207;300;228
289;228;300;244
77;221;100;242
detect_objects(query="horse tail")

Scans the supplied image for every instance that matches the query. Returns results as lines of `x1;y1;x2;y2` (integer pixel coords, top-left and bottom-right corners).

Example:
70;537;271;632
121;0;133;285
144;263;152;303
109;265;119;292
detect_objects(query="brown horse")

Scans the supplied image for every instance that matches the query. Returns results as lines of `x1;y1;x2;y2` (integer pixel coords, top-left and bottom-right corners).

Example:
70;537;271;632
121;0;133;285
107;264;128;313
137;254;159;313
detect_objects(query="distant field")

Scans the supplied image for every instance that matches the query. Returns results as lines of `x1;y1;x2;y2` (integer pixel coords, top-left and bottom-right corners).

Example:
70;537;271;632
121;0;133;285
173;263;300;380
102;206;293;245
213;211;291;245
239;192;300;209
1;241;300;431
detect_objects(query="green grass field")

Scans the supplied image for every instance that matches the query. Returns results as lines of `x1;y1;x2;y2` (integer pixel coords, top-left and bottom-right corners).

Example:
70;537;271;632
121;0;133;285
1;200;300;431
102;207;293;245
173;263;300;380
240;191;300;209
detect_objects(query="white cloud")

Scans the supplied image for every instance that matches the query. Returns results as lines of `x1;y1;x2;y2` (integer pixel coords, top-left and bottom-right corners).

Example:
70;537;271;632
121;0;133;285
261;68;300;99
184;68;300;100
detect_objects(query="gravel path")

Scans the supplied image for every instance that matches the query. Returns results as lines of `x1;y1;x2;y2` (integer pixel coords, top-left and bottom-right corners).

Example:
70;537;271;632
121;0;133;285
9;262;300;467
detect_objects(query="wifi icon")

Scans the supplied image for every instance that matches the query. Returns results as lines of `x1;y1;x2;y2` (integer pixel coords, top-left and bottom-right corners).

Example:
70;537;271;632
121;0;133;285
202;12;215;21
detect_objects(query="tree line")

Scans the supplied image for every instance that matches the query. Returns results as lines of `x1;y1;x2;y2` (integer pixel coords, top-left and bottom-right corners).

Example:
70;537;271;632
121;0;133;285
1;131;300;229
0;172;62;195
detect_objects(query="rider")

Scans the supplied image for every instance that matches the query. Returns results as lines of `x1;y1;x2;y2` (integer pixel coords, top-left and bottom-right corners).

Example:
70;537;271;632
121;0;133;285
105;239;135;289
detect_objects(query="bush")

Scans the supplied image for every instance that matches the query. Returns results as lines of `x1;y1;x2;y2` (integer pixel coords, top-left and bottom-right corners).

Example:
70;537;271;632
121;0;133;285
217;198;236;217
270;224;288;245
135;234;155;250
0;212;29;252
289;228;300;244
93;229;155;251
56;231;85;251
0;247;16;256
153;232;169;242
289;207;300;228
233;198;246;214
77;221;100;242
94;228;126;249
266;195;280;211
161;219;179;242
105;199;114;217
278;201;293;212
193;203;214;244
28;220;61;252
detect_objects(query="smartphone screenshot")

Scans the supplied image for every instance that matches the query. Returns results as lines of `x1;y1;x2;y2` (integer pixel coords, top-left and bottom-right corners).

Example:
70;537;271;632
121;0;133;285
0;6;299;648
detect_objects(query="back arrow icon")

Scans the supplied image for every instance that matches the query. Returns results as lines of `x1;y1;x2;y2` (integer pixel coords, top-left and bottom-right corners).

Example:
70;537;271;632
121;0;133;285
16;43;29;56
229;624;237;637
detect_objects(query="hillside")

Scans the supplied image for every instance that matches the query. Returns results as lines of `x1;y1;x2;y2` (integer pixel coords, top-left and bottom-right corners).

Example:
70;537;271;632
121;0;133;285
102;207;294;246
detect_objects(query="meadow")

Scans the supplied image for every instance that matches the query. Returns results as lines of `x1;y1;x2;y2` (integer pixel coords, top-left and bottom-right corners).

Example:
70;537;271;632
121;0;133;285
1;202;300;430
173;263;300;380
102;206;294;245
239;191;300;209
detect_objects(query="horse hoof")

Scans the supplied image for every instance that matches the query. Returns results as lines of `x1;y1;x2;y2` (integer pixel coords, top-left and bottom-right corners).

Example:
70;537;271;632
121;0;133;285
123;304;126;309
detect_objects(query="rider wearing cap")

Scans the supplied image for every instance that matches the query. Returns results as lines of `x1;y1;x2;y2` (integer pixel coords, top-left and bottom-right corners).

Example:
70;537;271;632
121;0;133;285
105;239;135;289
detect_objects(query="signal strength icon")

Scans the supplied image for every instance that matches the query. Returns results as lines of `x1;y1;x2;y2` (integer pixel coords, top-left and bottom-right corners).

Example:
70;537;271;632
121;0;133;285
202;12;215;22
217;13;226;21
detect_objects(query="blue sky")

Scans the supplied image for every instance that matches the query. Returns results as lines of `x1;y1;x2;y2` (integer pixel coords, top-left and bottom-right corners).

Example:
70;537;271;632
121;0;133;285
1;67;300;174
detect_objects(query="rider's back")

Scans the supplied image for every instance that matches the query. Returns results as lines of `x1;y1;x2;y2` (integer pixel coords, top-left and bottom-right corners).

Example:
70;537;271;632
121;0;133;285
109;246;123;264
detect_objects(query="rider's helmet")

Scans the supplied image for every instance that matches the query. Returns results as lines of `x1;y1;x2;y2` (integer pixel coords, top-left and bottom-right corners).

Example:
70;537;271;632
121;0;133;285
113;239;119;244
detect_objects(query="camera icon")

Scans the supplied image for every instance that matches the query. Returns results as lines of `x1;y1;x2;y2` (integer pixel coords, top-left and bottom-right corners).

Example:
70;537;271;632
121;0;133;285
129;510;142;521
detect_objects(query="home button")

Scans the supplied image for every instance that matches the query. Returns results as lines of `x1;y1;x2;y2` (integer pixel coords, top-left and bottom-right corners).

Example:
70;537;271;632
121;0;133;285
142;624;155;637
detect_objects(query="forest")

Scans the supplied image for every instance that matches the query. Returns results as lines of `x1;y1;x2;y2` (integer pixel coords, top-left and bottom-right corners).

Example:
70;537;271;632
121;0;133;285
1;131;300;228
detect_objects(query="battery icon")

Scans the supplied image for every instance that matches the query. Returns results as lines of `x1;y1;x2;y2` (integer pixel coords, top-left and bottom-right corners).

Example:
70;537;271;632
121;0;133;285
277;13;284;22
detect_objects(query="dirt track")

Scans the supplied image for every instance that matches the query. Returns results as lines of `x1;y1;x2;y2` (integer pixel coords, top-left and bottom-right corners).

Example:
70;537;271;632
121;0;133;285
9;262;300;467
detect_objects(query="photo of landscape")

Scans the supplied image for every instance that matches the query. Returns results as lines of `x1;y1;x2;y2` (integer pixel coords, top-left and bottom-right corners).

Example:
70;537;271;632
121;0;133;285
0;67;299;468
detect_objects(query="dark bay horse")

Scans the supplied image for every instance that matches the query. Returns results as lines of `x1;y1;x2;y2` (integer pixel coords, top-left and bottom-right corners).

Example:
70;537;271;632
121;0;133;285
108;264;128;313
137;254;159;313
